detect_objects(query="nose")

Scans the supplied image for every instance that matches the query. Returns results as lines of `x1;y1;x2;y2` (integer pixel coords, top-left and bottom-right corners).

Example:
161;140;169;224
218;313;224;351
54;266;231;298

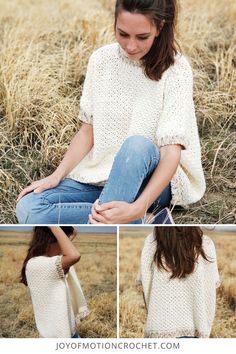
126;38;138;53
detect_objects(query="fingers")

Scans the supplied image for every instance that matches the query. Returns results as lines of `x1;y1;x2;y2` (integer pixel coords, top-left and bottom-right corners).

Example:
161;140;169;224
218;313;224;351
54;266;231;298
16;180;47;202
90;204;107;223
34;183;50;193
94;201;117;212
89;215;100;224
16;184;37;202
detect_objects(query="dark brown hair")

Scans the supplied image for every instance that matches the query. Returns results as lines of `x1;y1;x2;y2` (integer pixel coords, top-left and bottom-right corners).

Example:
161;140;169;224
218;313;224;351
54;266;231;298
20;226;75;286
153;227;211;279
115;0;179;81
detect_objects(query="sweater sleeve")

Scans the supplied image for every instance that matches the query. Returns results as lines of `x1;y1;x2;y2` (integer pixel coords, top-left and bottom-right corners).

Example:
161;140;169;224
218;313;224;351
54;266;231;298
210;241;220;288
156;55;195;150
26;256;65;283
203;236;220;288
79;52;95;125
140;233;156;307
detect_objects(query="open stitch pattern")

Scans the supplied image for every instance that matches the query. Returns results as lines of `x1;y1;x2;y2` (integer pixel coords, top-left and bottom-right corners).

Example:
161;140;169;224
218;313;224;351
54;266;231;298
67;43;205;207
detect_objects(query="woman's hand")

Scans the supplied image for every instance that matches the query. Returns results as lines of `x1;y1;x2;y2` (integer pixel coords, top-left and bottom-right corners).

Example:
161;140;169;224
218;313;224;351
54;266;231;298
17;123;94;203
17;173;61;202
89;200;142;224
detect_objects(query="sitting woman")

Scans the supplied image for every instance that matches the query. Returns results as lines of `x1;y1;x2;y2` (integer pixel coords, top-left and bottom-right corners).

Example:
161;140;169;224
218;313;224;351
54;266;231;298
20;226;89;338
16;0;205;224
138;226;220;338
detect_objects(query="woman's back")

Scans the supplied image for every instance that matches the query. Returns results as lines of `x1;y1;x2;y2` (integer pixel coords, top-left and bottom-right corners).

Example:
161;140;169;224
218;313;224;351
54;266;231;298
139;233;220;338
26;255;76;338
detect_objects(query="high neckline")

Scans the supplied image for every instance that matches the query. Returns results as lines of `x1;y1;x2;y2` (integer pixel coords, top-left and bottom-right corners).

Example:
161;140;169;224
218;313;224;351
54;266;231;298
117;43;142;67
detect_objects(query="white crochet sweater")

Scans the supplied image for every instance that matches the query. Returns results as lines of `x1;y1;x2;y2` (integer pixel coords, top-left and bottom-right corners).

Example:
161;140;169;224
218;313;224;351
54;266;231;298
67;42;206;207
138;234;220;338
26;255;89;338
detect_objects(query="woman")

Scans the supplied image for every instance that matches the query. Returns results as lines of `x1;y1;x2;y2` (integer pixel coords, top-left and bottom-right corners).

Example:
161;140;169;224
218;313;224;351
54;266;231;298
138;226;220;338
20;226;90;338
16;0;205;224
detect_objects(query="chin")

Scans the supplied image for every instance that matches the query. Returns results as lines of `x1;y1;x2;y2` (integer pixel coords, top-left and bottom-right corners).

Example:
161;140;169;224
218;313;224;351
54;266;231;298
128;54;142;61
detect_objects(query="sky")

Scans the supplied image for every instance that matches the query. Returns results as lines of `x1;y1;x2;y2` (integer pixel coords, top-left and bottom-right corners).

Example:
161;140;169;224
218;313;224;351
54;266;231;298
0;226;117;233
0;225;235;233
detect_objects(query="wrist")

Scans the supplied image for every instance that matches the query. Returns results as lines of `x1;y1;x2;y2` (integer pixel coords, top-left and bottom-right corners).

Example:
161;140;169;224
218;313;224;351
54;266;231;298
131;200;146;219
52;170;64;182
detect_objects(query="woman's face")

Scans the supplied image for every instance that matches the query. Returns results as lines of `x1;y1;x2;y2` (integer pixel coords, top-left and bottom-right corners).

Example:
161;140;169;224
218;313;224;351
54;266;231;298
115;11;158;61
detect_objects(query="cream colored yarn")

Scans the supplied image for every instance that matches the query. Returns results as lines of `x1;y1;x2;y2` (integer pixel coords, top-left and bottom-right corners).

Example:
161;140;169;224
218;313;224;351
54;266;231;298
26;255;89;338
138;233;220;338
68;43;205;207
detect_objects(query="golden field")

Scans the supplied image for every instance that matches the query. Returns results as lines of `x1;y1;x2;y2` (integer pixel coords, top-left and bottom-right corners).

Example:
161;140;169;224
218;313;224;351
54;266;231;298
0;0;235;223
119;227;236;338
0;230;117;338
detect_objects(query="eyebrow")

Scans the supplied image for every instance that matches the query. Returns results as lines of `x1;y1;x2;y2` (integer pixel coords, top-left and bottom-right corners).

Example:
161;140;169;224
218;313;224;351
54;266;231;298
117;27;150;36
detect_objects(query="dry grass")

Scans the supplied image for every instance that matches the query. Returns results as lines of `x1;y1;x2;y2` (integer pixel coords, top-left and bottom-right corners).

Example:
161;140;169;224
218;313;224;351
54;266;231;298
0;230;117;338
0;0;235;223
119;226;236;338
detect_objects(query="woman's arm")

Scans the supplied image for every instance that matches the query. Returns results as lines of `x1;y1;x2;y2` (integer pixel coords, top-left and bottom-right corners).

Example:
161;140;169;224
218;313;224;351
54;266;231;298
132;144;182;218
53;122;94;181
17;123;93;201
49;226;80;272
90;144;181;224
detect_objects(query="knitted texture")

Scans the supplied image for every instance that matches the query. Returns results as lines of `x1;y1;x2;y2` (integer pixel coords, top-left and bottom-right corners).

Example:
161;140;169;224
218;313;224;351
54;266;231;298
67;43;205;207
138;234;220;338
26;255;88;338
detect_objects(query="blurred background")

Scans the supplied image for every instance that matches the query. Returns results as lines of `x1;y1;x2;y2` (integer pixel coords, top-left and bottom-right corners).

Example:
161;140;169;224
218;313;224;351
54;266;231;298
0;0;235;223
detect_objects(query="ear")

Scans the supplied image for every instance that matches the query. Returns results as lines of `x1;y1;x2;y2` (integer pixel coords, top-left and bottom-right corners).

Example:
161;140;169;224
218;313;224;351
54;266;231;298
155;20;165;38
158;20;165;34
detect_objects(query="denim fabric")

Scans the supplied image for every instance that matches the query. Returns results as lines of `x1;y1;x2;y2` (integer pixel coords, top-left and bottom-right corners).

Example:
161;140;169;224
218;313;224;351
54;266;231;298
16;136;171;224
72;332;80;338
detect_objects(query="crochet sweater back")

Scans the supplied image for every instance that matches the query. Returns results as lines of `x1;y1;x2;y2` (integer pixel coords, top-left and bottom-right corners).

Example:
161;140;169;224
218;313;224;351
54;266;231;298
67;43;205;207
26;255;76;338
138;234;220;338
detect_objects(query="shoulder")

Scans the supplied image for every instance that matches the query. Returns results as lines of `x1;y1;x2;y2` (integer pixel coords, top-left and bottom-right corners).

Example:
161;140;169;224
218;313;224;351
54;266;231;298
202;235;217;257
202;234;214;246
26;255;64;281
26;255;61;272
142;233;156;254
144;233;155;245
164;53;193;83
89;42;119;64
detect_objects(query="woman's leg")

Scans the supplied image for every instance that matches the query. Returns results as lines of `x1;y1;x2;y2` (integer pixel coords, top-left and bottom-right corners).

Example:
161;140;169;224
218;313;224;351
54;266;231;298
99;135;172;223
16;178;102;224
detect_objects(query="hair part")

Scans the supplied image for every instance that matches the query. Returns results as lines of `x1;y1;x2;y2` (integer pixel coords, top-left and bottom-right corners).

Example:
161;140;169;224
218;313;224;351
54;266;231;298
20;226;75;286
153;226;211;279
115;0;180;81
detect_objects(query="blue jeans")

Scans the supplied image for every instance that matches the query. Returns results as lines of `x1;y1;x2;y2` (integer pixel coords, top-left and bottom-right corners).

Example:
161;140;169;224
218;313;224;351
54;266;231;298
16;136;171;224
72;332;80;338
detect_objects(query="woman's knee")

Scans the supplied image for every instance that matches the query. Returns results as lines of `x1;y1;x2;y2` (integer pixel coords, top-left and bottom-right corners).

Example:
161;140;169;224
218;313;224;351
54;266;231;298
119;135;159;158
16;192;44;223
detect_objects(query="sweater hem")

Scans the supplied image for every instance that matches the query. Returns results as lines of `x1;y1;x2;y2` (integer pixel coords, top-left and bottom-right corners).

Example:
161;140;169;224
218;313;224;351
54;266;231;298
145;329;209;338
79;110;93;125
75;308;90;323
156;135;189;150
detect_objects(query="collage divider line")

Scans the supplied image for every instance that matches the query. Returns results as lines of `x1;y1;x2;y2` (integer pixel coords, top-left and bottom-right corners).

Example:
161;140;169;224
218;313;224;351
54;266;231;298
117;225;120;339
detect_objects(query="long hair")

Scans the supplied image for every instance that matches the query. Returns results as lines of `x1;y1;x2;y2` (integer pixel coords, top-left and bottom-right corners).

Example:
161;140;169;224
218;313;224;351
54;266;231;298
20;226;75;286
153;227;211;279
115;0;179;81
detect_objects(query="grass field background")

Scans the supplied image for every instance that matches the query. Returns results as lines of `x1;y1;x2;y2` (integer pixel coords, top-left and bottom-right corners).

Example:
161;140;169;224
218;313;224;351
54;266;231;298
0;0;235;223
119;226;236;338
0;230;117;338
